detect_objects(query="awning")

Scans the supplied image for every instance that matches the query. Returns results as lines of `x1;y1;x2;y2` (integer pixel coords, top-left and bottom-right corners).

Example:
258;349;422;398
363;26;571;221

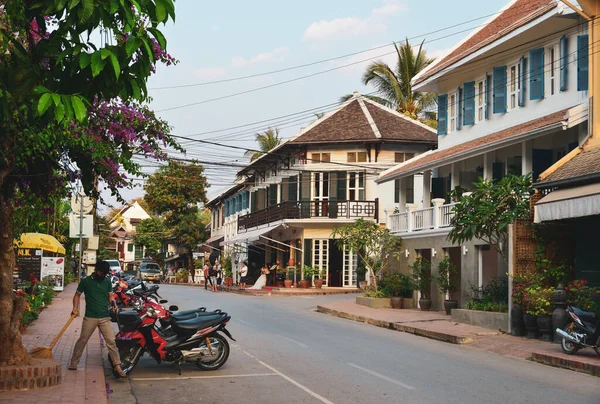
534;183;600;223
220;225;280;247
14;233;66;255
205;234;224;245
164;254;182;263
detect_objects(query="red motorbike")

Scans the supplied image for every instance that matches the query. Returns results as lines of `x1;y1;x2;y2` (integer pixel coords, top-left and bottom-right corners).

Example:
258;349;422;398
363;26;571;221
109;296;234;377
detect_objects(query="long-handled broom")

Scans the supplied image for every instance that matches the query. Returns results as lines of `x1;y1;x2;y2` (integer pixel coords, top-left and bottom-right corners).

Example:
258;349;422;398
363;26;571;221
30;310;79;359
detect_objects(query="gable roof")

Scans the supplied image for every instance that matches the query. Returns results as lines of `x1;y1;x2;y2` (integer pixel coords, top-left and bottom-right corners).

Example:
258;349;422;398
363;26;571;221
414;0;558;86
378;107;569;182
537;143;600;186
290;93;437;145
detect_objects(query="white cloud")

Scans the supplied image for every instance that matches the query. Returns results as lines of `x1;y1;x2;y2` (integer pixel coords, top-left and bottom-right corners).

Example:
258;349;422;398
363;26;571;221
231;47;289;68
302;1;406;42
193;67;226;80
330;44;398;77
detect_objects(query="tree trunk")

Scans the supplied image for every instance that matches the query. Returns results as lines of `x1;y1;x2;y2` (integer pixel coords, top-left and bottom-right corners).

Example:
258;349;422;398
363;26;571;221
0;195;33;365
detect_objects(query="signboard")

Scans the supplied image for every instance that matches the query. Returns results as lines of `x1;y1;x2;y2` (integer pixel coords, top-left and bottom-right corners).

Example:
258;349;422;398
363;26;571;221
69;214;94;238
41;257;65;291
17;255;42;282
70;193;94;215
88;235;99;250
84;250;97;265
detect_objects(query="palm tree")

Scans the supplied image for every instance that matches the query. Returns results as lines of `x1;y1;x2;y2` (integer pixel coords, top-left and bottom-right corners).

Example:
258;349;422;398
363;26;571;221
244;128;283;161
341;39;437;127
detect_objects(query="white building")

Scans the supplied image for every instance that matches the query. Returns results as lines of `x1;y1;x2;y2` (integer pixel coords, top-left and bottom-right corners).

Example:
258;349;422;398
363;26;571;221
108;201;151;269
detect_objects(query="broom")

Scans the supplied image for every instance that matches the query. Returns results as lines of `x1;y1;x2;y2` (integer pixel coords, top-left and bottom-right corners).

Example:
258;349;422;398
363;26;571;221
30;310;79;359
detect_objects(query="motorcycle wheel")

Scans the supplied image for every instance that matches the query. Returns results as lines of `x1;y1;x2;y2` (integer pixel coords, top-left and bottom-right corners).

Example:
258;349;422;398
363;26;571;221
195;334;229;371
560;324;580;355
109;345;143;377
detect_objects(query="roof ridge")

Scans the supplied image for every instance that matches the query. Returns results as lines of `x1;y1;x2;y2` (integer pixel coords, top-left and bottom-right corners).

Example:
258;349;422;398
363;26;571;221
361;97;437;133
357;97;382;139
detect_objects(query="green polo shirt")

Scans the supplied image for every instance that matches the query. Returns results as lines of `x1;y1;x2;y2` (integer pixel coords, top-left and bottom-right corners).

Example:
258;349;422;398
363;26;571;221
77;274;111;318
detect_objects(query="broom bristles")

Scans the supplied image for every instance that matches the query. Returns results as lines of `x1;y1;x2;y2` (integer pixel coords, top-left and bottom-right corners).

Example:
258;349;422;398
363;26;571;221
29;346;54;359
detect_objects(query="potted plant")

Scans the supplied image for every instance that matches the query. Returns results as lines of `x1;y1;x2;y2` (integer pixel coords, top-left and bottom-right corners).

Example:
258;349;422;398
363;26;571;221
176;268;189;283
301;265;317;288
399;274;415;309
380;272;403;309
222;255;233;287
523;286;540;339
411;257;432;311
435;257;459;315
509;273;531;337
314;268;325;289
284;268;294;288
528;286;555;341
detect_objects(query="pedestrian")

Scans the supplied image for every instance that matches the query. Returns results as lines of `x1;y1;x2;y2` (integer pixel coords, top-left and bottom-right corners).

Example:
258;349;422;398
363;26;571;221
211;260;219;292
239;261;248;290
203;262;211;290
69;260;126;378
190;266;195;284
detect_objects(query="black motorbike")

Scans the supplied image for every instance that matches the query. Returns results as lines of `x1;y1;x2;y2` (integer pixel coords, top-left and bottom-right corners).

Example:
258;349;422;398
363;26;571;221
556;306;600;356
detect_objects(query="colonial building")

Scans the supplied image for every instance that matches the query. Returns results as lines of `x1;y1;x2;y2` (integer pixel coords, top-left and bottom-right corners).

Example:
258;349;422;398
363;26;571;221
207;92;437;286
378;0;590;309
107;201;151;270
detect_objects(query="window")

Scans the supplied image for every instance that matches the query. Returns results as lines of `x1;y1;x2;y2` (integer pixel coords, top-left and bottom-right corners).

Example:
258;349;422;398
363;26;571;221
311;153;330;163
321;153;330;162
347;152;356;163
449;93;457;132
395;152;415;163
313;239;329;280
477;80;485;122
508;64;520;110
577;35;589;91
548;45;558;96
311;153;320;163
127;244;133;252
348;172;365;201
347;152;367;162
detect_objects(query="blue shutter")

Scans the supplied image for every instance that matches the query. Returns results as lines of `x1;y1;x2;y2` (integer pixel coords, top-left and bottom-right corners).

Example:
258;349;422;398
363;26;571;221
560;35;568;91
519;57;526;106
493;66;507;113
225;200;229;217
437;94;447;135
457;87;462;131
463;81;475;126
245;191;249;209
485;73;490;119
529;48;544;100
577;34;589;91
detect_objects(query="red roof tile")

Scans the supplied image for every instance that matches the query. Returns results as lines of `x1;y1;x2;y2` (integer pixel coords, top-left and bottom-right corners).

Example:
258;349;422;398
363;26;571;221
415;0;557;85
379;108;568;182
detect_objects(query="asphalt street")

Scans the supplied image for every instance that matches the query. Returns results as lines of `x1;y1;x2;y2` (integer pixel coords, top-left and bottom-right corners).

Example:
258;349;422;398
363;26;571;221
108;285;600;404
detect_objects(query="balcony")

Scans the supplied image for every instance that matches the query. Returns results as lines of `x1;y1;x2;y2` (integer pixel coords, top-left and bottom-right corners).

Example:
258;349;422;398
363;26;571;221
388;199;457;235
238;200;378;232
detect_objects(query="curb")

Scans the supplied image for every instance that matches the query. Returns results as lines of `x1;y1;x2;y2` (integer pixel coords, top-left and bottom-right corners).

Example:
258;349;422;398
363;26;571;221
169;282;362;296
531;352;600;377
316;305;473;344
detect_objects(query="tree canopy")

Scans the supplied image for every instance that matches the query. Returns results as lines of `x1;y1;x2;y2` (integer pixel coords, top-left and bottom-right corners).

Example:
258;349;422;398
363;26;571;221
244;128;282;161
134;216;167;259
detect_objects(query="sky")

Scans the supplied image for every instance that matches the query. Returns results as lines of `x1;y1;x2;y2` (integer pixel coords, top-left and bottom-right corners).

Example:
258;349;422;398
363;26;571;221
99;0;509;214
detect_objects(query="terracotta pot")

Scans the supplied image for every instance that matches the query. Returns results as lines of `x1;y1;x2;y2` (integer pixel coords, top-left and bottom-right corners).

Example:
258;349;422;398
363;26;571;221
443;300;458;315
225;277;233;287
391;297;402;309
299;280;309;289
284;280;293;288
314;279;323;289
419;298;432;311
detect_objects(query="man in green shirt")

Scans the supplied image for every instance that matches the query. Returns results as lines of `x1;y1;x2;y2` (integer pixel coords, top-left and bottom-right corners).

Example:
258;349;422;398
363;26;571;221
68;260;126;377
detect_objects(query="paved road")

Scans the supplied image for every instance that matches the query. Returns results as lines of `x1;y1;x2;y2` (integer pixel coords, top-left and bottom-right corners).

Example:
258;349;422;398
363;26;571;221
110;285;599;404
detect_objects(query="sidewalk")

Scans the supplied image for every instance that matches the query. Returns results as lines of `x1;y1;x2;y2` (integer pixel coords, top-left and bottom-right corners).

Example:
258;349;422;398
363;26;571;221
1;283;108;403
172;282;362;296
317;299;600;377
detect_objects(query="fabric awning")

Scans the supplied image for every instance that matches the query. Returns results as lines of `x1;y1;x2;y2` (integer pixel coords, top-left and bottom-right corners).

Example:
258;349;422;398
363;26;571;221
220;225;280;247
14;233;66;254
205;234;224;244
534;183;600;223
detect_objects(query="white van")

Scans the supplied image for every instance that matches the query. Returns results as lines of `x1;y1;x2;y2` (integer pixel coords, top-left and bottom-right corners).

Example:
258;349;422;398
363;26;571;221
105;260;122;274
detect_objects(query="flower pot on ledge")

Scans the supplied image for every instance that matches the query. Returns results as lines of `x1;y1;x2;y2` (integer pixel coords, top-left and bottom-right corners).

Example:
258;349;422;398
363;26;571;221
419;298;432;311
284;280;293;288
299;280;309;289
314;279;323;289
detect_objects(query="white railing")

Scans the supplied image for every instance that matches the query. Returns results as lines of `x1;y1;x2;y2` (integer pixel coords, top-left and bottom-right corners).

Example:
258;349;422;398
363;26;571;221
439;202;458;228
388;201;457;235
411;207;434;231
388;212;408;233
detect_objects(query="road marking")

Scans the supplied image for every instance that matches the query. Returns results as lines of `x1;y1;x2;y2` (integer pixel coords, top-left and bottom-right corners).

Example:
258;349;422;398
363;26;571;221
131;373;277;381
347;363;415;390
243;350;256;359
277;334;308;348
237;319;252;326
258;360;335;404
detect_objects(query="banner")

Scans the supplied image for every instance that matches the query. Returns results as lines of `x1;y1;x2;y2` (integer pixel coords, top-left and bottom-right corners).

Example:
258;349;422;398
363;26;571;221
17;254;42;282
41;257;65;291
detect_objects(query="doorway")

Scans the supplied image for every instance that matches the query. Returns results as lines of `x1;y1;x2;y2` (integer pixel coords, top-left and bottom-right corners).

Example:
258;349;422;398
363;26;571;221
329;240;343;287
445;247;462;304
342;247;358;287
313;172;329;217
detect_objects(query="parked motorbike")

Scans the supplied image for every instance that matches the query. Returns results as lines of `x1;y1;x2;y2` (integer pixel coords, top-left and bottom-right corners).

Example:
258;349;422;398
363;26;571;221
109;299;235;377
555;306;600;356
112;276;160;308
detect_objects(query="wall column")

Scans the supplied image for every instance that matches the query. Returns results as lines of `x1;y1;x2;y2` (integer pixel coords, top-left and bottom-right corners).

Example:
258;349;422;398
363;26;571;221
422;170;432;208
522;141;533;175
483;152;494;180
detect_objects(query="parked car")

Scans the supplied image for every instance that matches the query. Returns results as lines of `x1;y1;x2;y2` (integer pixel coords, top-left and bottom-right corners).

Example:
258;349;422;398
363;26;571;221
140;262;162;283
105;260;122;274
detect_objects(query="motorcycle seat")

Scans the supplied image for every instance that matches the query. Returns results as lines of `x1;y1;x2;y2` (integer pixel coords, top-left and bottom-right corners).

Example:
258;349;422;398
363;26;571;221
572;307;597;322
170;309;224;322
170;315;225;334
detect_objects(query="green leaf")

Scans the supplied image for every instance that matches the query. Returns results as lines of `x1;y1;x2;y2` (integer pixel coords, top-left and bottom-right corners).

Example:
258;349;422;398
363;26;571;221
62;95;74;120
54;102;65;123
79;52;91;69
148;28;167;50
37;93;53;115
155;0;167;22
109;0;119;14
34;86;50;95
100;48;111;60
52;94;60;106
109;52;121;80
125;37;141;57
68;0;81;9
71;96;87;122
78;0;94;23
130;80;141;100
162;0;176;21
91;51;106;77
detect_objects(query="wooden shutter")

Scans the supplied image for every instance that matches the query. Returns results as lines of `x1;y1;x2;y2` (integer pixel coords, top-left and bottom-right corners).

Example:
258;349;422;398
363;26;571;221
529;48;544;100
300;172;310;201
463;81;475;126
336;171;347;200
288;175;298;201
493;66;507;113
577;35;589;91
519;57;526;107
251;192;257;213
560;35;568;92
280;178;288;202
268;184;278;206
492;162;505;182
437;94;447;135
394;179;400;203
431;178;444;199
457;87;462;131
485;73;491;119
303;239;312;268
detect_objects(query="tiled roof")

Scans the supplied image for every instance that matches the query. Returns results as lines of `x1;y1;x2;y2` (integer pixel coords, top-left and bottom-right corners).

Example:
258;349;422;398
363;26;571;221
414;0;557;85
378;108;569;182
538;145;600;184
291;95;437;145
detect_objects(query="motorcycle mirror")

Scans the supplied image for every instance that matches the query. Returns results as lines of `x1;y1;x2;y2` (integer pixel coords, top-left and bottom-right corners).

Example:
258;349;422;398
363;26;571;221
169;305;179;311
160;299;168;304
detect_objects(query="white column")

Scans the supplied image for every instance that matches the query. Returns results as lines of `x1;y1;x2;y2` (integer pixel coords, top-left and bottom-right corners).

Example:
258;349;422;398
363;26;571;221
478;246;483;290
450;163;457;190
483;152;494;181
405;203;417;232
422;170;432;208
432;198;445;229
521;141;533;176
399;178;407;208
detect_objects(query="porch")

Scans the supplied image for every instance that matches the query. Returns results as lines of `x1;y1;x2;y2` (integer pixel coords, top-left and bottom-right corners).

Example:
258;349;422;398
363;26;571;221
388;199;457;235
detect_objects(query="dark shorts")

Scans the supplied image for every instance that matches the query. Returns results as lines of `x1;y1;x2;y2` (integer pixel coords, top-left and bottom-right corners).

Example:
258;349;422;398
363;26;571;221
240;276;247;283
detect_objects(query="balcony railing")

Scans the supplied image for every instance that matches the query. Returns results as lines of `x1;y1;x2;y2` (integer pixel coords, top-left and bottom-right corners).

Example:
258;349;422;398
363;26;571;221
238;199;378;231
388;201;457;235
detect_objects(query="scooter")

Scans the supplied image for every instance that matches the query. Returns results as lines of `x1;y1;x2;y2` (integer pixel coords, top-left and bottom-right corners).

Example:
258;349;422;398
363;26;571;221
555;306;600;356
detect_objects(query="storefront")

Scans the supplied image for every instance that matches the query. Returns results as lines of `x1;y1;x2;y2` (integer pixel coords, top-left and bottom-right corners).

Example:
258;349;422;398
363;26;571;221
14;233;66;290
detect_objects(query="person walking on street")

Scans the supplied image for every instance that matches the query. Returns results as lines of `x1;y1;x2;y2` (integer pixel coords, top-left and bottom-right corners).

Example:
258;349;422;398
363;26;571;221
69;260;126;377
239;261;248;290
203;262;211;290
190;266;195;284
211;261;219;292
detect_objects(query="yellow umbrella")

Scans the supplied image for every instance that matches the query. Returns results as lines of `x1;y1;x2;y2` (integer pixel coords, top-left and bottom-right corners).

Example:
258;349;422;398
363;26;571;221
14;233;66;255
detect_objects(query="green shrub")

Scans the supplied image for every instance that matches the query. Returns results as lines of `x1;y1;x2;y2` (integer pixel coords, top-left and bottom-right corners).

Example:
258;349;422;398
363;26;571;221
465;275;508;313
